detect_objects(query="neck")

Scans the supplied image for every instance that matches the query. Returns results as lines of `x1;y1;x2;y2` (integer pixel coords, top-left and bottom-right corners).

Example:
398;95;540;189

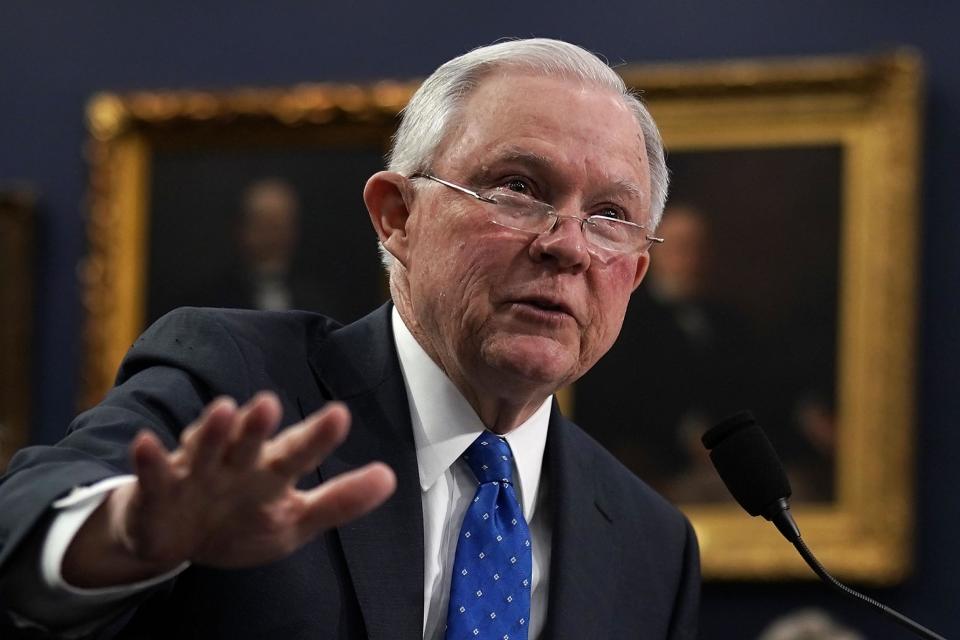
390;275;551;435
478;397;548;435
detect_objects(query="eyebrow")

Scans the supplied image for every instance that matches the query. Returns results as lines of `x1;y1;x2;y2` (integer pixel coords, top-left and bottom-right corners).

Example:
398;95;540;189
473;148;649;207
472;149;554;182
602;178;648;206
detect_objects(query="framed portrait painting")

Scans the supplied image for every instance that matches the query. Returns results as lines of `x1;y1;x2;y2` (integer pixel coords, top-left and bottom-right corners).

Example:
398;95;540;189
578;52;922;582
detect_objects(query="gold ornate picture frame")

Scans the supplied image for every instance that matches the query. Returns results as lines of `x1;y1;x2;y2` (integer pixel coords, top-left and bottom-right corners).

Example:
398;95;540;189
621;52;923;583
82;51;922;583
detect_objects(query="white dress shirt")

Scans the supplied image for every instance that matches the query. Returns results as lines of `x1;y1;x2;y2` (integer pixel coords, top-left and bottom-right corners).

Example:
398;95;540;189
391;308;552;640
23;308;553;639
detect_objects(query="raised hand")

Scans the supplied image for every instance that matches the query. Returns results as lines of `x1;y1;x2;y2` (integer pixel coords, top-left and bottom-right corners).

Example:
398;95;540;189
62;393;396;588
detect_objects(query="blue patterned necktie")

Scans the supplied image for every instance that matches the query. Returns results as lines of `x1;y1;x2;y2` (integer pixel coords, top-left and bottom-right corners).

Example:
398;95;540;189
445;434;532;640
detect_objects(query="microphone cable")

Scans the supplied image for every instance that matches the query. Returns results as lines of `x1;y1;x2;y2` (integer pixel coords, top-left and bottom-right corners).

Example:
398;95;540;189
703;411;950;640
792;534;946;640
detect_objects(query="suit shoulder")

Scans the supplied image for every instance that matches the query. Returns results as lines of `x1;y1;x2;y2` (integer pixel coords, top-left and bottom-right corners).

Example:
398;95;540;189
564;420;688;526
144;306;342;343
119;307;342;388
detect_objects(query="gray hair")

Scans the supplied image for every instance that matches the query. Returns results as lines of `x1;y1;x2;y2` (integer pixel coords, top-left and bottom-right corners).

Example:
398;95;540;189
381;38;668;268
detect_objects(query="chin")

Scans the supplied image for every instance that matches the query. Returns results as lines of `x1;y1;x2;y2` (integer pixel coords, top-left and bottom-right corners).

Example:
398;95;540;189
480;333;579;389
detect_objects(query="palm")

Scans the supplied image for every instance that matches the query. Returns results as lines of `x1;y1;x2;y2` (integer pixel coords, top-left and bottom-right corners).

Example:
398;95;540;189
95;394;395;579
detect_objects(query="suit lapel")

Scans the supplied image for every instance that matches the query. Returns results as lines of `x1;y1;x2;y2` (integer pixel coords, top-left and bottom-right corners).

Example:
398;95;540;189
301;306;622;639
306;304;425;640
542;408;618;639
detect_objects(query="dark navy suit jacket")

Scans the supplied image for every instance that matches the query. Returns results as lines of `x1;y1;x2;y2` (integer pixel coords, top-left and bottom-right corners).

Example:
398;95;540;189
0;304;699;639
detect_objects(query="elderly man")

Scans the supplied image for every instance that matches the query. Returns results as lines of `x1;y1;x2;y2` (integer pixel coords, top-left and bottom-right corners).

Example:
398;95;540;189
0;38;699;639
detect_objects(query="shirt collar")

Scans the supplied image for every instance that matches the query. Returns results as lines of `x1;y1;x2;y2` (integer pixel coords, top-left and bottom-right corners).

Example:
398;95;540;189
391;308;551;521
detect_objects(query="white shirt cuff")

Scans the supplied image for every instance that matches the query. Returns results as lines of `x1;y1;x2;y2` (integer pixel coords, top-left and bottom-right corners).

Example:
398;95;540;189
43;474;189;596
4;476;190;636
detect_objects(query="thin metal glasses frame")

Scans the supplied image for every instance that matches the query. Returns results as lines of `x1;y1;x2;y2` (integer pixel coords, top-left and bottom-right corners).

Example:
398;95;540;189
410;172;664;253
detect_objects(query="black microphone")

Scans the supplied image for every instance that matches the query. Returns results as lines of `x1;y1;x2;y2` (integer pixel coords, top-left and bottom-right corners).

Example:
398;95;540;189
702;411;948;640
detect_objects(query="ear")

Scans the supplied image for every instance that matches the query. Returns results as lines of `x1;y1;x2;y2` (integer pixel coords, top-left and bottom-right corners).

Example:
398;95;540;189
631;252;651;291
363;171;412;267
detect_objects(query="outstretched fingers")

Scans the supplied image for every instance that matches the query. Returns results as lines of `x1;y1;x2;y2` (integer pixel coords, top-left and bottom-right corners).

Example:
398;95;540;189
131;430;176;502
223;392;282;469
263;402;352;479
120;397;395;571
297;463;397;535
179;396;238;475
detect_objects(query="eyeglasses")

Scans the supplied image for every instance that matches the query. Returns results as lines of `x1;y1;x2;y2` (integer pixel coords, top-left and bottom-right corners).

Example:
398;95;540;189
410;173;664;256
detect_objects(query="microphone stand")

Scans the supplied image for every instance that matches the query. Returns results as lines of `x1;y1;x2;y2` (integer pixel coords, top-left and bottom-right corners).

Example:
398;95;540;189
702;412;950;640
769;506;947;640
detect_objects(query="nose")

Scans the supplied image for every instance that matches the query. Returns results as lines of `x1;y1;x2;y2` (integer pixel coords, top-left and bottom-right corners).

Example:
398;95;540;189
528;214;591;272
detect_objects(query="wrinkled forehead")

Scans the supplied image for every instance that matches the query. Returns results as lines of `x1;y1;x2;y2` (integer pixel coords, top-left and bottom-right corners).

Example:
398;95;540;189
453;72;639;142
434;72;650;202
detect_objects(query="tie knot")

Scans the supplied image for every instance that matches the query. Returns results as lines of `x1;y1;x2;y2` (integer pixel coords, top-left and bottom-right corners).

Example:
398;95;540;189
462;434;515;485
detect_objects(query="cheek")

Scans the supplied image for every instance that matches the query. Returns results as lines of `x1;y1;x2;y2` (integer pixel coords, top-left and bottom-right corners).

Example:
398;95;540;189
413;236;505;325
583;264;639;348
454;246;514;316
434;223;519;292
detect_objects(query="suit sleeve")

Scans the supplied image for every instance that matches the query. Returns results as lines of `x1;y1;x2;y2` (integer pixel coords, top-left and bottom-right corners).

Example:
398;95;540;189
0;308;256;632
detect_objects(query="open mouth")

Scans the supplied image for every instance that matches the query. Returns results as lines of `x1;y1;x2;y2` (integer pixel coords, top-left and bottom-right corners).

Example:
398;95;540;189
512;297;575;321
526;299;566;313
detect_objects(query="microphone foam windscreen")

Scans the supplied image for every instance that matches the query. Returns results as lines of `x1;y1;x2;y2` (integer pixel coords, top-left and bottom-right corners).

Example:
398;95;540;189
701;411;792;517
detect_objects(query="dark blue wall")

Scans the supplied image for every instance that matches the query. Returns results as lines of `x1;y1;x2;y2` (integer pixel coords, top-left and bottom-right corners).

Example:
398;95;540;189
2;2;958;636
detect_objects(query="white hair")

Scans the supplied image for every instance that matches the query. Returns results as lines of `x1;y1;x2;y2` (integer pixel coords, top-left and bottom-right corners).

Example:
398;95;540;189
380;38;668;268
